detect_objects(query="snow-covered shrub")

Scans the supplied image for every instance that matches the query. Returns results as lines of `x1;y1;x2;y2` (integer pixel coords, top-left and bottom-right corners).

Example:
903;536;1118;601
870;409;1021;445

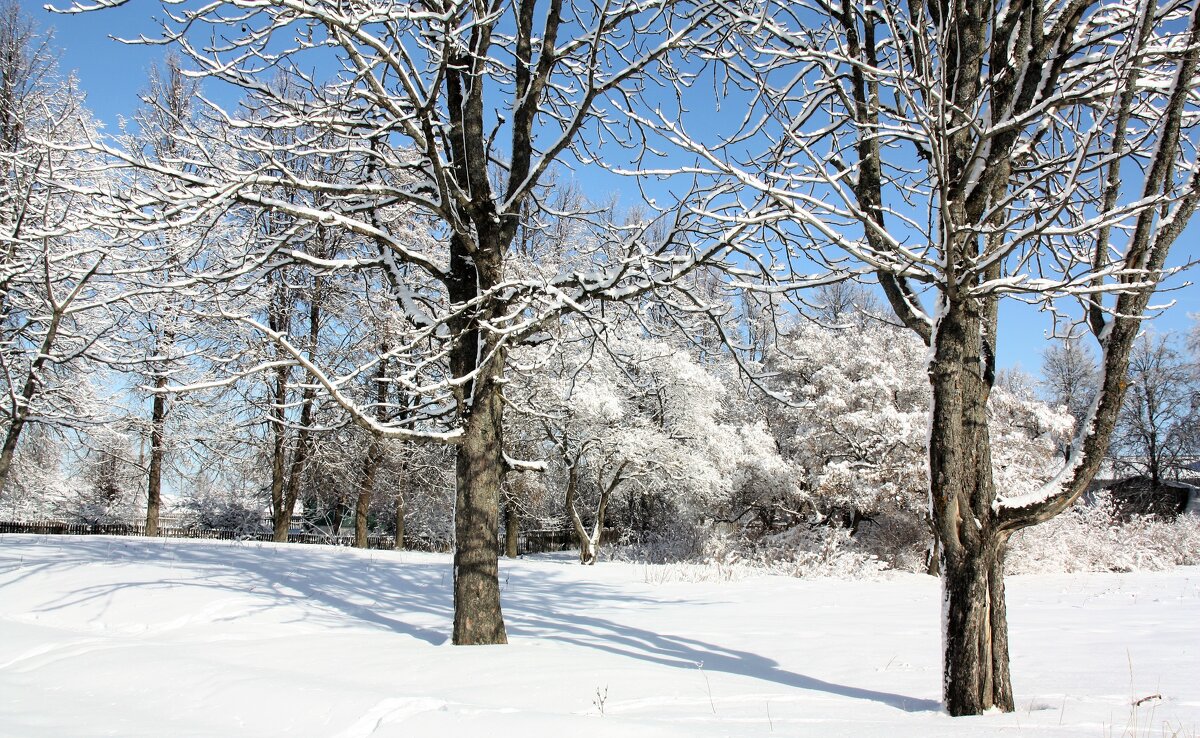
0;425;72;520
179;486;265;532
1008;494;1200;573
700;526;891;579
609;523;710;564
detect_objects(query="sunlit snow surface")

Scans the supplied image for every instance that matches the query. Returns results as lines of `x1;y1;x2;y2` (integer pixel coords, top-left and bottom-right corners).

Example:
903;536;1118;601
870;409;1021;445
0;536;1196;737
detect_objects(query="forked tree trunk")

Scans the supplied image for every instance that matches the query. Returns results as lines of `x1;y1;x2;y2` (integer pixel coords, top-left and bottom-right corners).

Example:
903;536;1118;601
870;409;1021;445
564;463;594;564
565;459;620;566
941;532;1014;715
928;302;1015;715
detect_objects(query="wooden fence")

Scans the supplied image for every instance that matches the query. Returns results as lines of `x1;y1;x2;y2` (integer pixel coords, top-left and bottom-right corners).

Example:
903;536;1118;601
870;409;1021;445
0;521;409;550
518;527;619;554
0;521;612;555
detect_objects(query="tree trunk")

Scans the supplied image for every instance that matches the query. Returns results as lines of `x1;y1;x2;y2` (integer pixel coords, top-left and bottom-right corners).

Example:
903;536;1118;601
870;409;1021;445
274;286;321;543
452;356;507;644
0;409;28;496
274;387;314;542
577;532;595;565
356;443;379;548
941;533;1014;715
145;373;167;536
356;353;389;548
504;496;519;558
444;219;508;644
564;462;596;565
268;365;288;539
928;301;1015;716
393;490;405;551
0;306;63;495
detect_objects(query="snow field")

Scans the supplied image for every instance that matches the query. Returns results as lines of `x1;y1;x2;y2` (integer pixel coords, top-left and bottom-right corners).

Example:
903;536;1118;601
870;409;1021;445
0;535;1197;737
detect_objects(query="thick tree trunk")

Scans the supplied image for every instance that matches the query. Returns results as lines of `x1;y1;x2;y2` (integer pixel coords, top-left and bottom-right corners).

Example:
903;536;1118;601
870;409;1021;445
145;373;167;536
941;533;1014;715
929;301;1015;716
444;221;508;644
452;357;507;644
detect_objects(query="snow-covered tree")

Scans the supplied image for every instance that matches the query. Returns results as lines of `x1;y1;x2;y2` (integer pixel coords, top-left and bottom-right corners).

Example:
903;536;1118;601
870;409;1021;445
768;322;929;535
0;1;130;498
655;0;1200;714
1039;337;1098;460
61;0;758;645
508;317;794;563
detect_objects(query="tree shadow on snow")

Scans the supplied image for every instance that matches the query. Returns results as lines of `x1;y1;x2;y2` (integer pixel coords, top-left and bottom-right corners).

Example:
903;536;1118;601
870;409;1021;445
502;569;942;714
8;537;451;645
5;536;940;713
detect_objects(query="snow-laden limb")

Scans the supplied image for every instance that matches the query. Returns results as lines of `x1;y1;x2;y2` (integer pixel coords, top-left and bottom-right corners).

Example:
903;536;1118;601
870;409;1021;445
502;453;548;473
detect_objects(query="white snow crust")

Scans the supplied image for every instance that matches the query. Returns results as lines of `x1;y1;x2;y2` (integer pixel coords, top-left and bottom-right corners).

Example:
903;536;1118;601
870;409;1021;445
1;535;1197;737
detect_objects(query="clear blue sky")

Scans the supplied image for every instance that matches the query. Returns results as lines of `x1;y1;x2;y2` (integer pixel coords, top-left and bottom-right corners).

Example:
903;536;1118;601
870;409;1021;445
24;0;1200;376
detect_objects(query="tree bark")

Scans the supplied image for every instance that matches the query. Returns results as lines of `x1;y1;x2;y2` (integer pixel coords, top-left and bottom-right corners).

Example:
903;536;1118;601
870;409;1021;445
273;283;322;543
273;385;314;542
451;348;508;644
941;532;1014;715
0;304;63;494
393;489;405;551
355;354;389;548
145;373;167;536
566;464;594;565
928;301;1015;715
354;453;377;548
268;363;288;539
504;493;520;558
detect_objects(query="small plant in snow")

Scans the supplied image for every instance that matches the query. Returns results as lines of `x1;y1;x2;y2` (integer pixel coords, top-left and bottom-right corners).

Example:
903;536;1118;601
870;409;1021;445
592;686;608;717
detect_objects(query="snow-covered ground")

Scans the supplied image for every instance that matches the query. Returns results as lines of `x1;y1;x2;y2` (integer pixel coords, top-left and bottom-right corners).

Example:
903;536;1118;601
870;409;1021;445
0;536;1196;737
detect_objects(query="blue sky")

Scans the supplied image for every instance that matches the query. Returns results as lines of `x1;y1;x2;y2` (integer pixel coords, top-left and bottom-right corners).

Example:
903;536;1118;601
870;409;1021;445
24;0;1200;376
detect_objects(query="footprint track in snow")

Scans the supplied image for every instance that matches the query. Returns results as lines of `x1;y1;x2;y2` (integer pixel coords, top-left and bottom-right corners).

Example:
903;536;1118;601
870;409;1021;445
332;696;446;738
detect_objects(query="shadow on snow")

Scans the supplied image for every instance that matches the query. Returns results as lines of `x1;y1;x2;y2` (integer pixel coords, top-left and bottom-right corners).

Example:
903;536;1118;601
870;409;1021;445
2;535;941;713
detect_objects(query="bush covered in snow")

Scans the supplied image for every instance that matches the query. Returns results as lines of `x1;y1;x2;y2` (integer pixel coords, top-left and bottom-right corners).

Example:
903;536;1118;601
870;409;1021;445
1008;494;1200;574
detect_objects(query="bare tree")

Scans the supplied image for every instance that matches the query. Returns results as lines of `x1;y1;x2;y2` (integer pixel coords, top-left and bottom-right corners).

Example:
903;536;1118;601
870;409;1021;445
1112;332;1198;484
661;0;1200;715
